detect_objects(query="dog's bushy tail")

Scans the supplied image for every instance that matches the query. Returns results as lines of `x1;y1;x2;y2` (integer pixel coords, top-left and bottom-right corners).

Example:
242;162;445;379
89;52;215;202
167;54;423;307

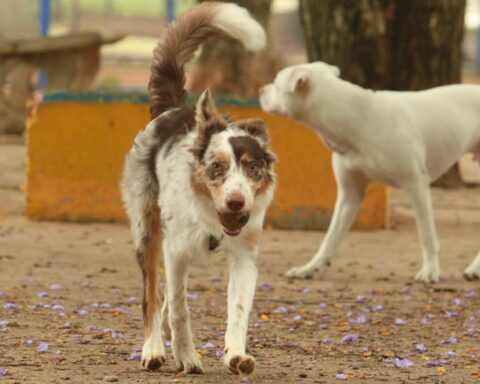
148;2;266;119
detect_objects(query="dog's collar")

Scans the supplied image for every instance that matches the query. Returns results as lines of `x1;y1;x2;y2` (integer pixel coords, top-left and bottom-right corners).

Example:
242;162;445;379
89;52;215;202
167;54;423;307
209;235;223;251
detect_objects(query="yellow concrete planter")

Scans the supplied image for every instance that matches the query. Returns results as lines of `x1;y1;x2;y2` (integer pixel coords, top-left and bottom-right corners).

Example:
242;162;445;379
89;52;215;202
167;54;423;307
26;93;387;230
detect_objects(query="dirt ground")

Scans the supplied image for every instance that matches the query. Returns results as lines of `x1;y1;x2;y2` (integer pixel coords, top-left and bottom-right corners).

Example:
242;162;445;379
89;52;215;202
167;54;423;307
1;137;479;384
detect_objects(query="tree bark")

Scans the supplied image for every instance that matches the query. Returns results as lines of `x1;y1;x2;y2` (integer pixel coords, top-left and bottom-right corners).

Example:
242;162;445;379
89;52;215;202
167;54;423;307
299;0;466;187
190;0;284;98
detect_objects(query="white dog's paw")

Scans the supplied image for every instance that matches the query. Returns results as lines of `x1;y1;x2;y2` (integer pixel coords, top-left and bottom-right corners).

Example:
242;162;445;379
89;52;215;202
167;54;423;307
415;264;440;283
141;338;166;371
285;260;328;279
225;354;255;376
174;350;204;375
463;265;480;281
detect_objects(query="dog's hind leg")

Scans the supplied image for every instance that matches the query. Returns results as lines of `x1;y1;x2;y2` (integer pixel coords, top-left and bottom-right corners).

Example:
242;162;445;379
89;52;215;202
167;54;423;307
286;154;367;279
164;243;204;374
405;181;440;283
135;207;166;370
464;250;480;280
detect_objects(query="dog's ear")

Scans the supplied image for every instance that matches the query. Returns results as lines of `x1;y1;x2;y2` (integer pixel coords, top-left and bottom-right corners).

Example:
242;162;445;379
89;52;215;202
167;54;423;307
191;89;227;160
195;89;224;126
329;65;340;77
236;119;269;142
287;68;309;93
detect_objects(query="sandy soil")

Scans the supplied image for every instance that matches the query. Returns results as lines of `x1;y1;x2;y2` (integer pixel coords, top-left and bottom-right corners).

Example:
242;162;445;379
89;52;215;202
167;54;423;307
1;139;479;384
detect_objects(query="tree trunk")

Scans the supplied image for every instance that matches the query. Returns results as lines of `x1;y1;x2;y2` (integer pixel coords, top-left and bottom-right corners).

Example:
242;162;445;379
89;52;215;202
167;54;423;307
299;0;466;187
190;0;284;98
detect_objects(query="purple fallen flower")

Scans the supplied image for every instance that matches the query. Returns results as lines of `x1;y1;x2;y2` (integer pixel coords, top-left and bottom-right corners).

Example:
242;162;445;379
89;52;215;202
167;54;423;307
37;342;49;353
399;286;410;293
452;298;461;306
319;303;328;309
445;351;456;357
102;328;113;334
346;311;353;318
415;343;427;352
464;290;477;298
215;350;223;359
355;295;366;304
24;339;34;346
373;304;383;312
90;303;99;308
319;323;328;329
3;303;18;309
350;315;367;325
423;360;447;367
395;318;407;326
273;306;289;314
0;290;3;296
187;292;198;301
303;287;311;294
323;338;332;345
0;368;7;377
129;353;141;361
128;296;137;303
164;341;171;348
341;334;358;344
37;292;49;298
201;342;215;349
52;304;64;311
441;336;457;345
421;317;431;325
63;322;71;328
0;321;9;327
111;332;122;339
335;373;347;380
112;307;128;314
49;284;62;291
445;311;458;318
85;325;97;331
209;275;221;282
42;304;52;309
78;309;89;316
293;315;302;321
100;303;111;308
258;281;273;290
393;358;414;368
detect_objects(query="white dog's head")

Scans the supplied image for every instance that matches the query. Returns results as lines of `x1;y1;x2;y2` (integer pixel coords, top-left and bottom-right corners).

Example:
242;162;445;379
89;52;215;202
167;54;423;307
259;62;340;116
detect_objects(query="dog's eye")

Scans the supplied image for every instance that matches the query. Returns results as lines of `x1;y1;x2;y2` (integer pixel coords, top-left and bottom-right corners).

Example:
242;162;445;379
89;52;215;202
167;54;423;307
248;161;258;171
211;162;222;170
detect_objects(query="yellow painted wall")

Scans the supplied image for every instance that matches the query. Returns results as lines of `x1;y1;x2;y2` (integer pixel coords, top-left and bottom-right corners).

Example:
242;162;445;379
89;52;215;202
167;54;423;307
26;102;387;230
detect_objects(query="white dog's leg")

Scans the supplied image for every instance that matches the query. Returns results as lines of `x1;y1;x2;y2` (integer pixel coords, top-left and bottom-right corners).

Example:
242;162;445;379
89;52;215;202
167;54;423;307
164;245;203;374
464;250;480;280
286;155;367;278
405;183;440;283
224;250;257;376
160;286;170;341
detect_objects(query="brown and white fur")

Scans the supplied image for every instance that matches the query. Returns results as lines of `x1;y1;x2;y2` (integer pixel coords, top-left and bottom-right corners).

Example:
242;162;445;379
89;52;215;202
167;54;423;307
121;2;275;376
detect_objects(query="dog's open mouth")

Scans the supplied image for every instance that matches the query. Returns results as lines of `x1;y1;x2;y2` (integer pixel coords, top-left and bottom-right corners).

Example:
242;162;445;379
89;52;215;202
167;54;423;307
218;213;250;237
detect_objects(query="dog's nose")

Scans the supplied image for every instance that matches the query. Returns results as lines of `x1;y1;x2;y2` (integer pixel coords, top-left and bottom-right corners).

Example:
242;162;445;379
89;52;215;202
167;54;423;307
227;195;245;212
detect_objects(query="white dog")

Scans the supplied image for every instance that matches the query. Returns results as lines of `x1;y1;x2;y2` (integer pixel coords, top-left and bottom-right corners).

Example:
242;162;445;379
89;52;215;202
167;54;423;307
122;3;275;376
259;61;480;283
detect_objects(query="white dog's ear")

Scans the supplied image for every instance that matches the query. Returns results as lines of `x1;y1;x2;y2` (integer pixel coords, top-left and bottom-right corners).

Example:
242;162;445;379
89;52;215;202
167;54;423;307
287;69;309;93
329;65;340;77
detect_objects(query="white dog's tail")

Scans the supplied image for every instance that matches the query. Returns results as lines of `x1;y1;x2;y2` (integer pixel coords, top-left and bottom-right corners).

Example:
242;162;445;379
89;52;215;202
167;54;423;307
148;2;266;119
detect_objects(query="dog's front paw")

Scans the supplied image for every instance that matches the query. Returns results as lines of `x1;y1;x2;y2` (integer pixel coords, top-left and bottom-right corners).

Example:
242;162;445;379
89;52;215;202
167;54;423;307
226;355;255;376
141;339;166;371
174;352;204;375
463;265;480;281
415;265;440;283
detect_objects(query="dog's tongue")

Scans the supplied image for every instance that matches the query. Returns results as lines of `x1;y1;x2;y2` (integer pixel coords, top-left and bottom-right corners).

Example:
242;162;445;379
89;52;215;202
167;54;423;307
223;227;241;237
